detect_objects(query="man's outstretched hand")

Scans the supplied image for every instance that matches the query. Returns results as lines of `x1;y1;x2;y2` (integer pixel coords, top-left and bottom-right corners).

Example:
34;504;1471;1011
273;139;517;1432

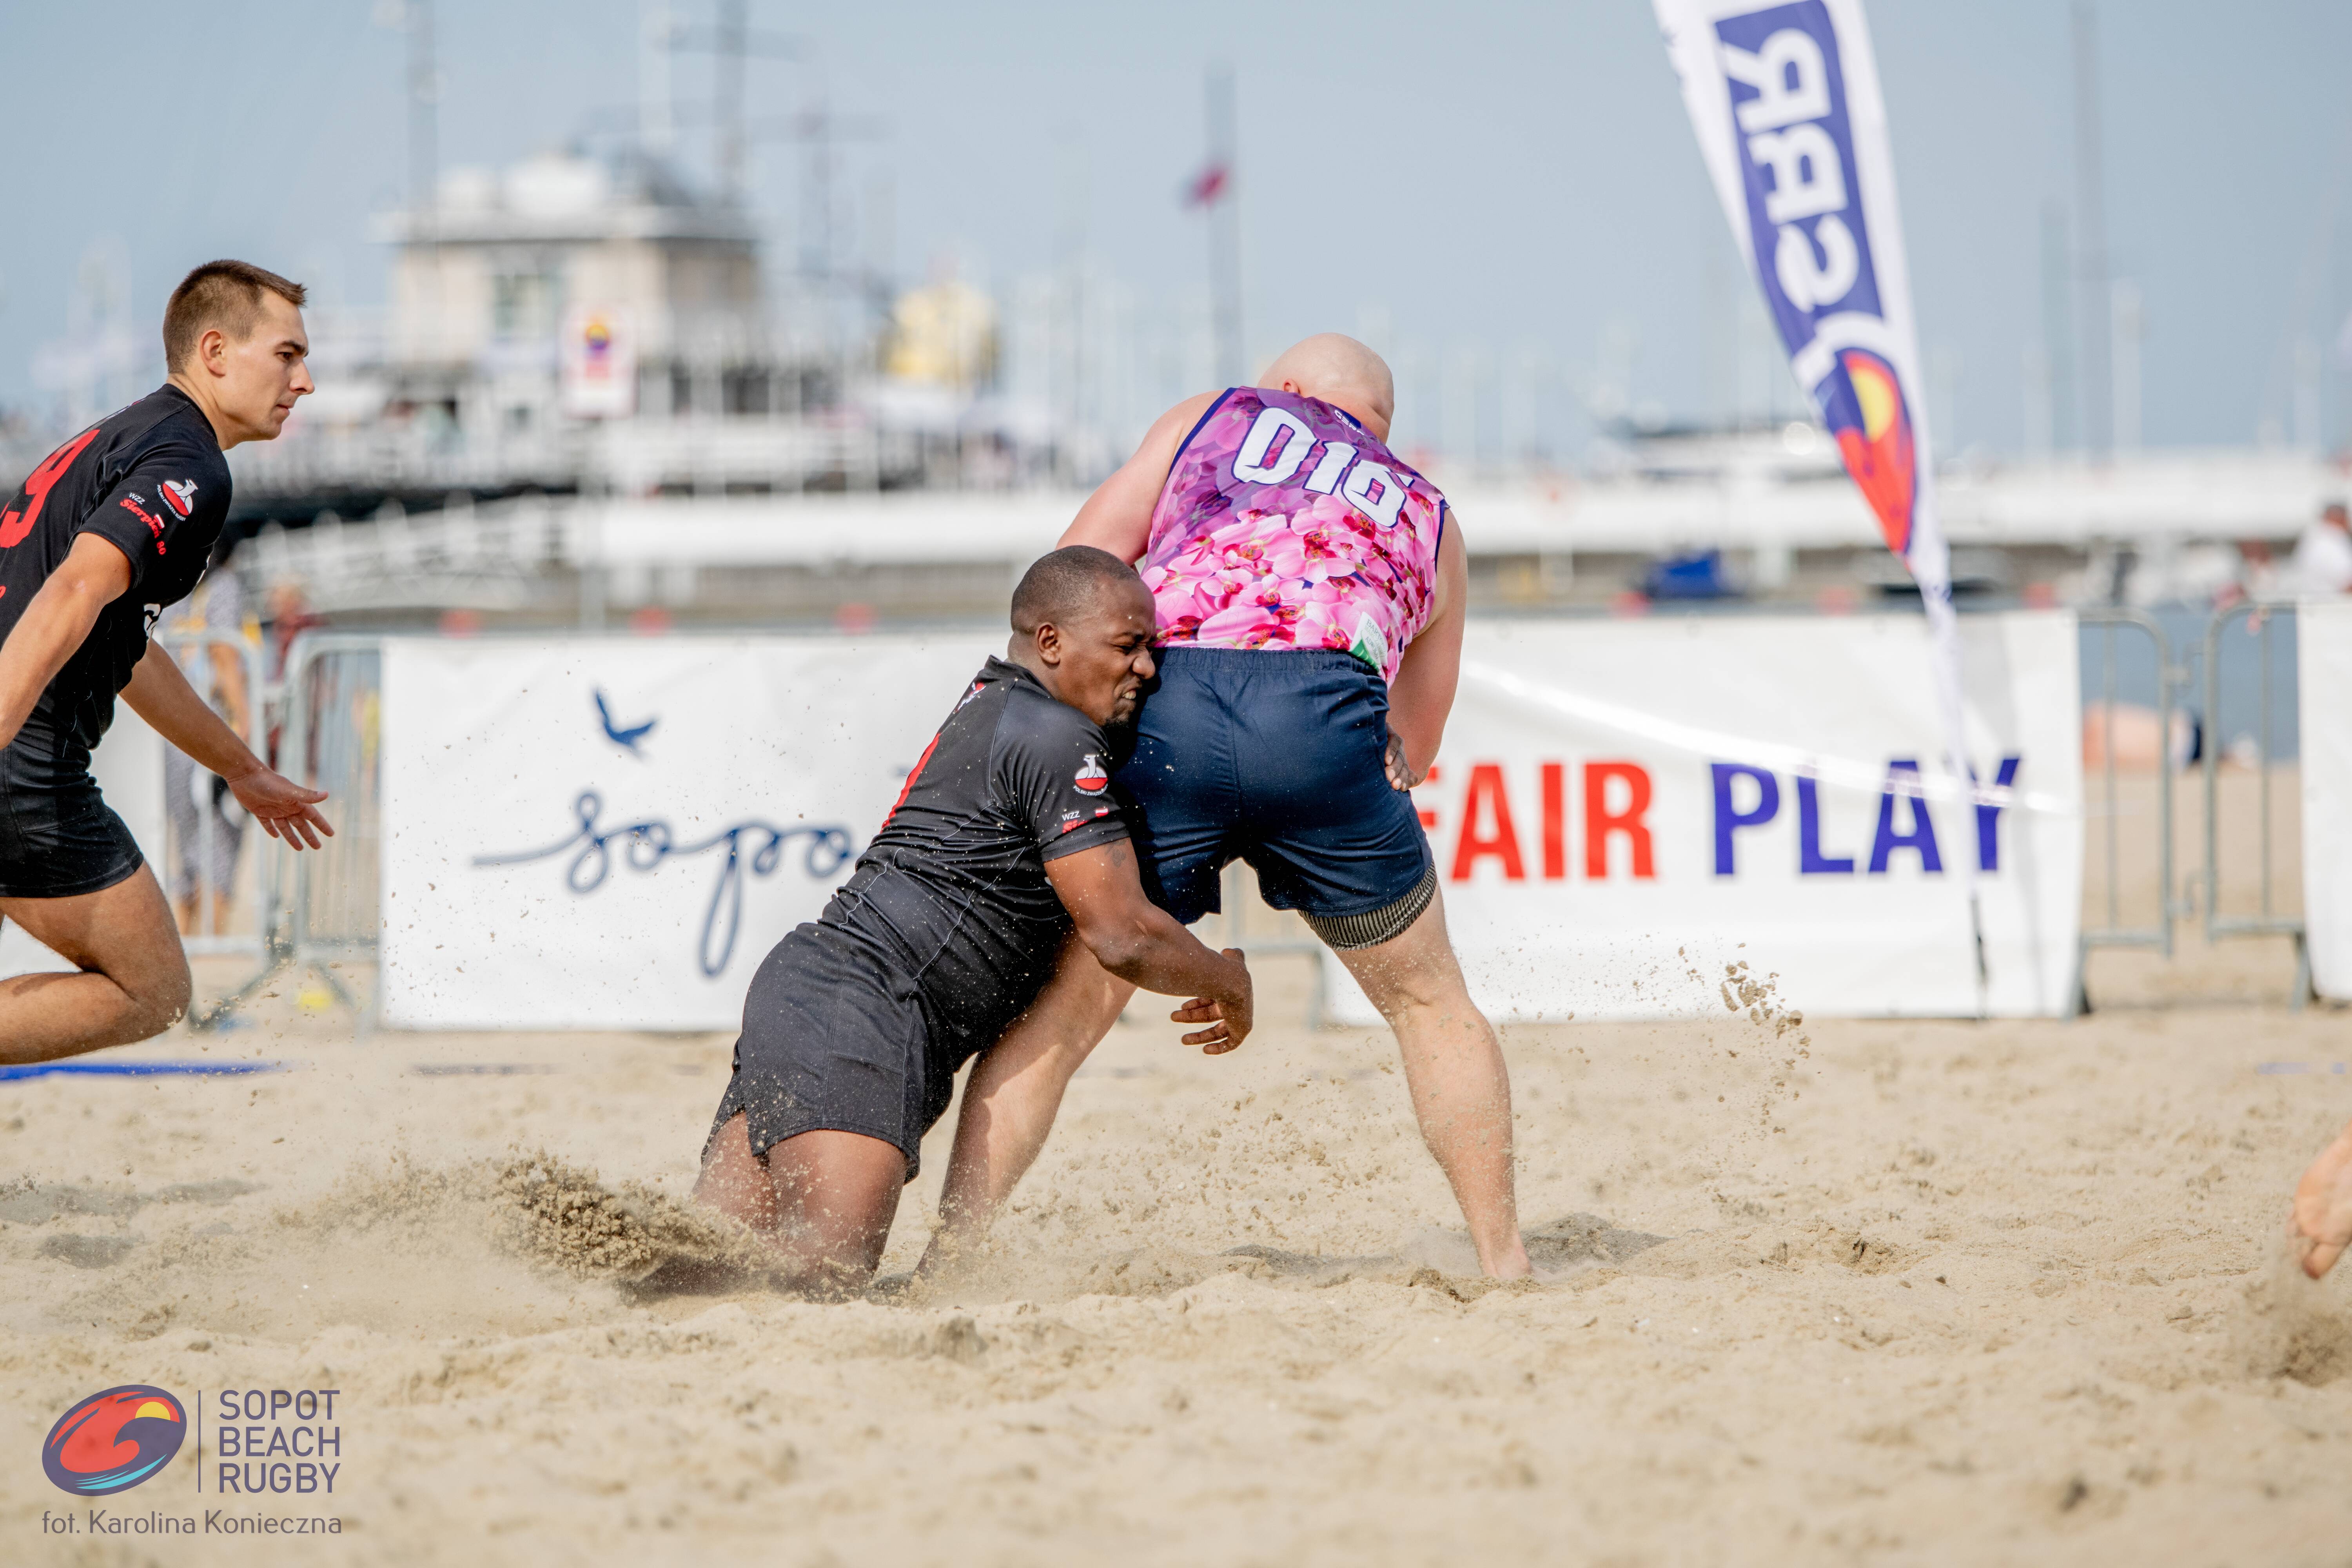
1172;948;1252;1055
226;766;335;850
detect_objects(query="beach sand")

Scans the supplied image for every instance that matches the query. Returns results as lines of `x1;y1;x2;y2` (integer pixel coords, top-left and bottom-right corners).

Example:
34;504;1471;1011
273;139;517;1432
5;933;2352;1566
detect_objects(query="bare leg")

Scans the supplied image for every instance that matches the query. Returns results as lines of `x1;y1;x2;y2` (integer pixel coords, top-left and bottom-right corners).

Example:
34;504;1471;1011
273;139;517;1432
693;1114;906;1295
0;867;191;1065
1335;889;1531;1279
917;934;1133;1279
2294;1116;2352;1278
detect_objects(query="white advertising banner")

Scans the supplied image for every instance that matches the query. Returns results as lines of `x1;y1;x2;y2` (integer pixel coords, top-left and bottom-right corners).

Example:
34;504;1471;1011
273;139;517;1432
382;634;996;1029
2301;601;2352;1002
380;614;2082;1031
1329;611;2084;1022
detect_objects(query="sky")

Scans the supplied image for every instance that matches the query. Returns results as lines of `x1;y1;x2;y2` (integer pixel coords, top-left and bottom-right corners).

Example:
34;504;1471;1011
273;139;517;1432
0;0;2346;458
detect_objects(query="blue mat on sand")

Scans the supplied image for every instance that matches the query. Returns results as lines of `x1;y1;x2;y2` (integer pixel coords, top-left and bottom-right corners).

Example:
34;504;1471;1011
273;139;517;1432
0;1060;286;1082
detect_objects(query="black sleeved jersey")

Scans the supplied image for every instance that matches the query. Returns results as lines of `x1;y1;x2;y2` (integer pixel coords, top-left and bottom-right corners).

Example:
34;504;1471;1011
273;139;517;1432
0;384;232;753
827;655;1130;1044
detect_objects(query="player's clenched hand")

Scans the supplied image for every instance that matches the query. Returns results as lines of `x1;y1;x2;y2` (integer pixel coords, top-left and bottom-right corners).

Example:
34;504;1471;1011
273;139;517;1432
226;766;335;850
1383;732;1421;791
1172;947;1252;1055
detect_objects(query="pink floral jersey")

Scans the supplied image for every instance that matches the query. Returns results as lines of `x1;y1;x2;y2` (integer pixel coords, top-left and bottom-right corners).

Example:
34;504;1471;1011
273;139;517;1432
1140;388;1446;684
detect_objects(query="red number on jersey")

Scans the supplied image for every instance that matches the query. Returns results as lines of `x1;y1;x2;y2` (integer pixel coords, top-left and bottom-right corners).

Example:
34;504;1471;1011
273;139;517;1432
0;428;100;549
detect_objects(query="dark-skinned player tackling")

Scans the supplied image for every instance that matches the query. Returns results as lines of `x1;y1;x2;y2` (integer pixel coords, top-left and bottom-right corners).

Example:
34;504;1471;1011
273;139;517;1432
688;546;1253;1294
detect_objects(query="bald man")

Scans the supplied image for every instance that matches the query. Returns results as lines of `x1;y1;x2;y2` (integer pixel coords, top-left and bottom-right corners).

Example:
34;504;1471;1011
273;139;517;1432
920;334;1531;1281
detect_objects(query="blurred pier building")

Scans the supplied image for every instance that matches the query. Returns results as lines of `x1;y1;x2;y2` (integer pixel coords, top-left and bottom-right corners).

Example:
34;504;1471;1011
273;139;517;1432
232;148;928;514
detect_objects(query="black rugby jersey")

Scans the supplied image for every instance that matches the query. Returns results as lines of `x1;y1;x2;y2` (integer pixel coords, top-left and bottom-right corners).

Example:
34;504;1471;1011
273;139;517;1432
825;655;1129;1044
0;384;232;753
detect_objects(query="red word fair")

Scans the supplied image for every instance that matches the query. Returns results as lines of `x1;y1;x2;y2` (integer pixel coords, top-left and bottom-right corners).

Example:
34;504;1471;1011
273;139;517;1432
1415;762;1657;883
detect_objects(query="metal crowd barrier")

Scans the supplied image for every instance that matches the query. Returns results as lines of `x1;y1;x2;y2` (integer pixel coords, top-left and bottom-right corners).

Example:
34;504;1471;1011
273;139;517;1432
154;632;269;961
2074;600;2315;1011
2075;608;2181;1007
2202;601;2313;1007
195;633;383;1032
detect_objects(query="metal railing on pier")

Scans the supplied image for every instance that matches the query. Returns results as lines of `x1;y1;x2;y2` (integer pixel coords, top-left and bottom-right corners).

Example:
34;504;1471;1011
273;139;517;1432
2202;602;2312;1004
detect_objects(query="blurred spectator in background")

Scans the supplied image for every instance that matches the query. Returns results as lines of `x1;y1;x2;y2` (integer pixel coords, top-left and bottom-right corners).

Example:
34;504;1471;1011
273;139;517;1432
2291;501;2352;595
2081;700;2198;773
164;533;254;936
2220;537;2277;606
261;576;321;768
264;577;321;682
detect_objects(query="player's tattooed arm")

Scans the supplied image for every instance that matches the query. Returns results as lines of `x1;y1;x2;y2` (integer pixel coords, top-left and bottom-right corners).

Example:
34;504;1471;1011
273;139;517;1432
0;534;130;751
1045;837;1253;1053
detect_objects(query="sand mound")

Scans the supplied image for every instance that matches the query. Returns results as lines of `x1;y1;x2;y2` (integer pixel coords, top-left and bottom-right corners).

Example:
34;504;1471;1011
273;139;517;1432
494;1152;757;1284
7;1157;704;1347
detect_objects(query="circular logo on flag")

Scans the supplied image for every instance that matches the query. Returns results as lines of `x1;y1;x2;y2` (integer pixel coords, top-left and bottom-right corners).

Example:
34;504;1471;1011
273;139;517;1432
1822;347;1916;557
1074;753;1109;796
42;1385;187;1496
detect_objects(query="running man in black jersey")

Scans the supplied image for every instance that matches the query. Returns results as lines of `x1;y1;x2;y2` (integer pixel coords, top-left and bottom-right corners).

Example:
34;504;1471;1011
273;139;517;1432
0;261;332;1064
692;547;1253;1292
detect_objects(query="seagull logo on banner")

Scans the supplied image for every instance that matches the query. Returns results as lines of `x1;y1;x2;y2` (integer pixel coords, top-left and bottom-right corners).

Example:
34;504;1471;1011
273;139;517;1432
593;690;657;756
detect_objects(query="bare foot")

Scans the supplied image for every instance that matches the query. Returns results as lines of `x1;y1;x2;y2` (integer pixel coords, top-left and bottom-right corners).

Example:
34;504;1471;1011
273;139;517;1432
2292;1118;2352;1278
1479;1237;1534;1282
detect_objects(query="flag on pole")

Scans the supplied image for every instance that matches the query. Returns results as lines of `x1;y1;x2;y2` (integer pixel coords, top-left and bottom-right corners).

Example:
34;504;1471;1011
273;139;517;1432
1653;0;1988;996
1183;163;1231;209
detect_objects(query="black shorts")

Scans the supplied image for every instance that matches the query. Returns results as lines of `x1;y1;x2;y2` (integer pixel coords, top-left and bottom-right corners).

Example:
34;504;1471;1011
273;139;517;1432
706;921;960;1183
0;730;145;900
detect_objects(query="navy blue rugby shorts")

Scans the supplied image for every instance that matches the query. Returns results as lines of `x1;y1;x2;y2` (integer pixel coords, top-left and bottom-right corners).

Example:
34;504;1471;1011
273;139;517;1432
1115;646;1432;927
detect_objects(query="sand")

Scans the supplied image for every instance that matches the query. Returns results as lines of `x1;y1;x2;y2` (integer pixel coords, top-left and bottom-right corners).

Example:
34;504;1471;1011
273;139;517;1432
5;945;2352;1566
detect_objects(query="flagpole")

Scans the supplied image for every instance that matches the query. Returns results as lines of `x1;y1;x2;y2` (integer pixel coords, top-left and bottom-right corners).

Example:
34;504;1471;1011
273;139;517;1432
1204;62;1243;385
1920;568;1991;1016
